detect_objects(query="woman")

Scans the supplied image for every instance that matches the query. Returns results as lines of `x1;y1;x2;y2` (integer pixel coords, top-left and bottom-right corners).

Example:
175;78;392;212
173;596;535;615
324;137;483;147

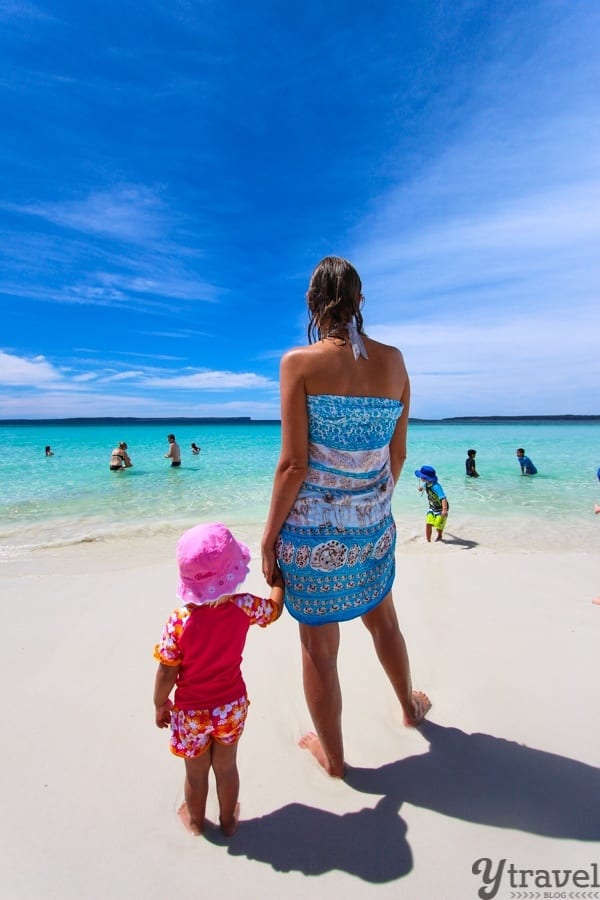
261;256;430;777
109;441;132;471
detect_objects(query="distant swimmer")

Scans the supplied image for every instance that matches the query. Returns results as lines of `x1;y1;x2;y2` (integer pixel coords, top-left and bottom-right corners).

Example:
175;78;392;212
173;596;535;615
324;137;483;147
45;445;54;457
191;442;201;455
465;448;479;477
110;441;133;471
516;448;537;475
165;434;181;467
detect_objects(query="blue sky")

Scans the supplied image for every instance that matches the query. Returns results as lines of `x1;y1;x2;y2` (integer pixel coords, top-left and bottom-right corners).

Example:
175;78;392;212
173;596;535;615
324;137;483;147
1;0;599;420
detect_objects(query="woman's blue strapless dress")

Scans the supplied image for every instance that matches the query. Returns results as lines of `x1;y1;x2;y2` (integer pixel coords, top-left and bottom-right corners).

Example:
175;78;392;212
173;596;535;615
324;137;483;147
276;394;403;624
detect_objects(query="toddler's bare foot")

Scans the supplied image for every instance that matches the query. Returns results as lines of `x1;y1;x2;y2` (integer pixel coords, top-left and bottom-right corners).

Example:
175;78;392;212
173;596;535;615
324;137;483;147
220;802;240;837
298;732;346;777
177;801;203;836
403;691;432;727
592;597;600;605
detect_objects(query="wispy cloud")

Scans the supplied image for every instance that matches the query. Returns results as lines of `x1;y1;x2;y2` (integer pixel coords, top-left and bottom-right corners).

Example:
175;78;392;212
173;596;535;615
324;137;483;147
6;184;167;243
0;1;52;22
141;330;211;340
0;197;220;311
141;370;277;391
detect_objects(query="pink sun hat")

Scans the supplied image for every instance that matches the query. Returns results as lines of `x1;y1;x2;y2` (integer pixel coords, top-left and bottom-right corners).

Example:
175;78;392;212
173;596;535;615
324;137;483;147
176;522;251;606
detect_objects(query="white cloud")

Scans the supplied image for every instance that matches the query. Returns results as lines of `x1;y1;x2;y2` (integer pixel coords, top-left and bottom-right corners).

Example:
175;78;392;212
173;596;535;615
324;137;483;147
141;370;277;390
0;350;63;386
0;350;280;418
0;389;280;420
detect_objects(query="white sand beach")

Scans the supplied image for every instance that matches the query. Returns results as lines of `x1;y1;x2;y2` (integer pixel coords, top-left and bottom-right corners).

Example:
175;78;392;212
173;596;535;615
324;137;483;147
1;532;599;900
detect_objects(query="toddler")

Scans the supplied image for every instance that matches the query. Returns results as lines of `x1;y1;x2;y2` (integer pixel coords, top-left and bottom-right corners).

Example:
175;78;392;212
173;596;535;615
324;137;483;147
153;522;284;836
415;465;449;542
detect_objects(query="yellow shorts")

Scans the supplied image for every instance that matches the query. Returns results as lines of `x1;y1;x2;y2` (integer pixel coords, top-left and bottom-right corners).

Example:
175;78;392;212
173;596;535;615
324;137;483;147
426;512;447;531
169;696;249;758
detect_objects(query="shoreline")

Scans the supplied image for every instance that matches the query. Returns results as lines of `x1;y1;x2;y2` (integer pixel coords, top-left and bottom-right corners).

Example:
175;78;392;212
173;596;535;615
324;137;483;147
2;503;598;559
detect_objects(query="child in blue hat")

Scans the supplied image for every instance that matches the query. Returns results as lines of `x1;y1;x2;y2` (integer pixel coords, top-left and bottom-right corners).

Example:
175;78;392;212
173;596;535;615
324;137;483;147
415;466;449;542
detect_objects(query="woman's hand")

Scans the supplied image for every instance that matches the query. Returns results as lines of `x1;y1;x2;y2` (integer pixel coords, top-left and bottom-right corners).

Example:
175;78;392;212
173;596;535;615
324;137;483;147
261;541;277;586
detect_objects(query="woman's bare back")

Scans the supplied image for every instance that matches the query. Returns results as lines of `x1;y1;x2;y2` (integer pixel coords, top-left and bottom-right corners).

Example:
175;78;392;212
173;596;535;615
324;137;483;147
290;335;408;401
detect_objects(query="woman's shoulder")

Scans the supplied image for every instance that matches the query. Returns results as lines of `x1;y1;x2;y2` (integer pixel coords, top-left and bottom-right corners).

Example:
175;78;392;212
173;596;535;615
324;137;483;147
363;337;407;374
280;343;325;376
364;335;405;359
281;343;318;361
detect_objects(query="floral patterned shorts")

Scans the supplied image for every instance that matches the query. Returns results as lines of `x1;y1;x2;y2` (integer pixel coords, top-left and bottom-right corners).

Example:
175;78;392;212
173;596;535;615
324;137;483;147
169;696;249;759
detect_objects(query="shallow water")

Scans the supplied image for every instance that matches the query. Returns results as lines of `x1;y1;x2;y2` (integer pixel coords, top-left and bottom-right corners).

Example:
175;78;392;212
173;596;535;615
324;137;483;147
1;419;598;556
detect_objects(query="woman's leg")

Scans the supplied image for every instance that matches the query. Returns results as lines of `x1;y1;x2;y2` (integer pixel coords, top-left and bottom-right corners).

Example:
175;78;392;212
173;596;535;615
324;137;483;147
211;741;240;836
298;621;345;776
361;592;430;726
182;749;212;834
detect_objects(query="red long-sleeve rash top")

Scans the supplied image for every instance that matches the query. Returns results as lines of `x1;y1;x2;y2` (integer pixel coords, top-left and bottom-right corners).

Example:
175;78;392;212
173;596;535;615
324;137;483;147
154;593;278;710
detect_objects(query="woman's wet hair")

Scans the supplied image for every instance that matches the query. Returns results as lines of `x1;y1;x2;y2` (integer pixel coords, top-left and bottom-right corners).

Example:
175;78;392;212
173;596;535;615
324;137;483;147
306;256;364;343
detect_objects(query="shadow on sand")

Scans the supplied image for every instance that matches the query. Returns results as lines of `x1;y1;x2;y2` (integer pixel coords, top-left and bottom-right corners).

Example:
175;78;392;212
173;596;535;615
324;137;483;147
441;532;478;549
205;722;600;883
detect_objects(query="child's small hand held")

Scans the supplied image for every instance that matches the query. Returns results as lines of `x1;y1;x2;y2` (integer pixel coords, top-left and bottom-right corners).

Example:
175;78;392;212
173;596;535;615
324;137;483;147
270;564;284;588
155;699;173;728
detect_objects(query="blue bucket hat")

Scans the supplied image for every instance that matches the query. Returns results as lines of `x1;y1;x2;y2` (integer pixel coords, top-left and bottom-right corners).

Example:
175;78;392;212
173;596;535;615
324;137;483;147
415;465;437;482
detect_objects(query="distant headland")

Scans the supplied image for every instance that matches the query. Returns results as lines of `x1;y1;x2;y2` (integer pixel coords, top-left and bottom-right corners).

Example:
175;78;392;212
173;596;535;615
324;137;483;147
0;416;278;425
410;414;600;423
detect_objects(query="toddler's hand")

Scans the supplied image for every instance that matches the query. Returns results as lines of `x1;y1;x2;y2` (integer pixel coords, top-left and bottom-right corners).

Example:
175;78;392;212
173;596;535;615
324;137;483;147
155;699;173;728
270;564;285;588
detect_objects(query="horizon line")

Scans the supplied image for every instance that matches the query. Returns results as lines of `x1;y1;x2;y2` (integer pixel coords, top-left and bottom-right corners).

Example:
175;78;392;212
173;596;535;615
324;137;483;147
1;414;599;426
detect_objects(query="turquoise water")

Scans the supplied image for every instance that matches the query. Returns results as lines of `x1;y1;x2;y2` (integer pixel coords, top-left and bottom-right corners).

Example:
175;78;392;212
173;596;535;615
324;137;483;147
1;420;599;556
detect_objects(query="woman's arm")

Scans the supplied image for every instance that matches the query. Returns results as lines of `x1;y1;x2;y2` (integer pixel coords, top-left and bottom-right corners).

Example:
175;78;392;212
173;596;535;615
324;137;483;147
389;365;410;485
261;351;309;584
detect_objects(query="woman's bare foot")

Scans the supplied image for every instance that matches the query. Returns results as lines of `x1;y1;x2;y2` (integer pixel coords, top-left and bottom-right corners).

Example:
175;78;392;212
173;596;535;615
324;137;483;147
177;801;203;836
403;690;432;727
219;802;240;837
298;732;346;777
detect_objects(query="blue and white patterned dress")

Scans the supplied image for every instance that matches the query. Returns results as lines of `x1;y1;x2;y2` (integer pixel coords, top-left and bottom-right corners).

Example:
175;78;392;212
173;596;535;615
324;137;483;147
276;394;403;624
